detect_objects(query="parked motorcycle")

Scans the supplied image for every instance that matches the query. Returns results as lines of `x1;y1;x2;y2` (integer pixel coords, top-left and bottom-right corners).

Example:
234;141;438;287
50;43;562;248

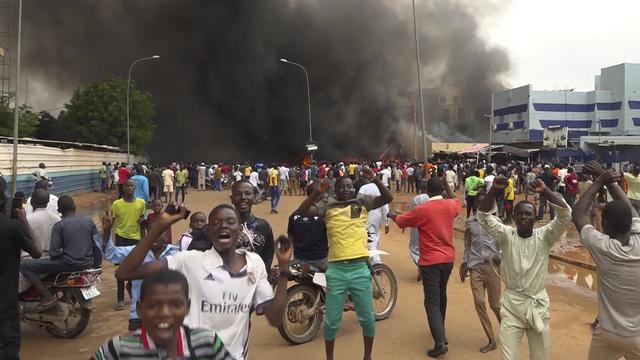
19;268;102;338
269;250;397;345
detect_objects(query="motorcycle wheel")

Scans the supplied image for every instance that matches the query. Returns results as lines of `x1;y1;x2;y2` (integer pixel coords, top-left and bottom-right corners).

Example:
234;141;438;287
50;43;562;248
222;180;232;190
45;289;91;339
371;263;398;321
278;284;323;345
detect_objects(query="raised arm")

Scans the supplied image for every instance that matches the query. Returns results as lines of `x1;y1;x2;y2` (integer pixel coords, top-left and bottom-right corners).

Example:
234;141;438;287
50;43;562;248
264;235;292;326
584;160;638;218
294;179;330;216
362;168;394;210
115;208;187;281
441;175;456;199
478;176;504;213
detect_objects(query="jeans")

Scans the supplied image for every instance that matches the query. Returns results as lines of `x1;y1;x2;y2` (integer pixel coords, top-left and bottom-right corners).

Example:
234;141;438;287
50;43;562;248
0;314;20;360
175;185;186;203
270;186;281;211
100;178;107;192
115;236;138;302
20;257;84;284
420;263;453;344
213;179;222;191
537;195;555;220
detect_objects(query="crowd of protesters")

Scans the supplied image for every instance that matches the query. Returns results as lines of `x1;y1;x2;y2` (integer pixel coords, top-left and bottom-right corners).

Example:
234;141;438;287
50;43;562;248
2;157;640;360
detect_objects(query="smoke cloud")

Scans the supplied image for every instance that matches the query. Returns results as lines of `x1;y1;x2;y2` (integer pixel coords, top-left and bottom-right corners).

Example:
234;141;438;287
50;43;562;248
20;0;509;162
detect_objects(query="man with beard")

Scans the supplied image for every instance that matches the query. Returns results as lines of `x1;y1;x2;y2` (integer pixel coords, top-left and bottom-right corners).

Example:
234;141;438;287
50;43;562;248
230;180;275;271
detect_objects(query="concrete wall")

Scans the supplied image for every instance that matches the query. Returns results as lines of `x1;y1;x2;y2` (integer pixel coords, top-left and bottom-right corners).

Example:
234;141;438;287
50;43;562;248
0;143;132;196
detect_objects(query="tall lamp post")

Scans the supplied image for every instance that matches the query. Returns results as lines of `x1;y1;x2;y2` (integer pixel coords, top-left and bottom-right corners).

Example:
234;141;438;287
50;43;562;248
279;58;314;162
126;55;159;163
484;113;492;162
412;0;428;161
10;0;23;194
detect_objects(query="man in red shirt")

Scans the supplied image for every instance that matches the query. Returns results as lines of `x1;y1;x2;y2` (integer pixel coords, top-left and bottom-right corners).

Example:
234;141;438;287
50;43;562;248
117;163;131;199
563;166;579;208
389;175;460;358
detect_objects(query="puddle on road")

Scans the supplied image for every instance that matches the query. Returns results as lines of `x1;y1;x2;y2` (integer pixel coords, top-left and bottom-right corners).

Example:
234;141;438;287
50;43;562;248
548;259;597;296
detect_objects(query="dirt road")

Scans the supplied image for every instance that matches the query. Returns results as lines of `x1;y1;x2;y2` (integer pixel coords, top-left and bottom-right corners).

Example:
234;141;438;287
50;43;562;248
20;190;597;359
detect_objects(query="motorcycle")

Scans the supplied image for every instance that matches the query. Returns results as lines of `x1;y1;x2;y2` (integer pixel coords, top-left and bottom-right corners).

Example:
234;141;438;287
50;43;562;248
19;268;102;338
269;250;397;345
254;181;269;204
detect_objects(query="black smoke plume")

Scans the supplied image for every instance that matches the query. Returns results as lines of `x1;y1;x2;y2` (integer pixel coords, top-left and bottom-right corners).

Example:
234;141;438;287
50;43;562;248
21;0;509;162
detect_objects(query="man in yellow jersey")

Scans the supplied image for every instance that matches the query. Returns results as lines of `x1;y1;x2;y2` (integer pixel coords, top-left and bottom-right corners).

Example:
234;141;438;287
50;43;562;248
296;168;393;360
268;164;280;214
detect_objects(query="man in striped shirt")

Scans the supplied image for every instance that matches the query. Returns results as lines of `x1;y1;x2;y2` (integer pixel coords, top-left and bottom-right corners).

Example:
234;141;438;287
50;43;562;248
93;269;234;360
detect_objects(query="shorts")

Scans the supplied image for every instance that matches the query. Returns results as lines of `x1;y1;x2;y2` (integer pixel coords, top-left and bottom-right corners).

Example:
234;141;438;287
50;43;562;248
466;194;476;208
163;184;173;192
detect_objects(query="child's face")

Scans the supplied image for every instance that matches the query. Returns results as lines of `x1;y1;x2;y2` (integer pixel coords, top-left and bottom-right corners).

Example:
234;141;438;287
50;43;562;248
137;283;189;347
189;213;207;230
151;201;163;214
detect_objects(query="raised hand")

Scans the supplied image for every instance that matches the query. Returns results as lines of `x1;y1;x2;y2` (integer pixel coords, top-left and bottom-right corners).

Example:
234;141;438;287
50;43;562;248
492;175;508;190
275;235;293;264
362;167;376;182
528;178;547;194
596;170;622;185
584;160;605;176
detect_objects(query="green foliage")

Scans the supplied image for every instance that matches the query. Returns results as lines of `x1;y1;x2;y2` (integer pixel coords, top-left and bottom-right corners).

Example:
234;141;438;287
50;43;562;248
0;94;40;138
62;76;156;155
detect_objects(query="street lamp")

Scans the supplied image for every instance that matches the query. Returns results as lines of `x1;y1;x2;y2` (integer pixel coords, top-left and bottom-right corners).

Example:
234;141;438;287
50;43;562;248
126;55;159;163
412;0;428;161
279;58;314;162
10;0;23;195
484;113;492;162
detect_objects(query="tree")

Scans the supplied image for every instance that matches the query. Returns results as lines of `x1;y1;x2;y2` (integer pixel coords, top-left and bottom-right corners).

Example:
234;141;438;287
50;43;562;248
0;94;40;138
61;76;156;155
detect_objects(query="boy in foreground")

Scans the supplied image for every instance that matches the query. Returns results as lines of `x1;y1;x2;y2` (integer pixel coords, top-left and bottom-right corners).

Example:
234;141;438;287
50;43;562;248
93;269;234;359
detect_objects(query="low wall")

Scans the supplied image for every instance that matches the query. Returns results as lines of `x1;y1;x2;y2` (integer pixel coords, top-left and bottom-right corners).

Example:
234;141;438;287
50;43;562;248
0;143;134;196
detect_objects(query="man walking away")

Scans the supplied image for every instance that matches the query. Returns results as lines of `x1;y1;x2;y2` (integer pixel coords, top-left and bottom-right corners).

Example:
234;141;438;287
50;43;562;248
573;161;640;360
460;190;501;353
563;166;579;208
99;162;108;193
161;166;174;203
389;176;460;358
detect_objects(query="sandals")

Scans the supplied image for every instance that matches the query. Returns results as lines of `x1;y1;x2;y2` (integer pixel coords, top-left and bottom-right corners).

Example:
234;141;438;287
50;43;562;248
114;301;125;311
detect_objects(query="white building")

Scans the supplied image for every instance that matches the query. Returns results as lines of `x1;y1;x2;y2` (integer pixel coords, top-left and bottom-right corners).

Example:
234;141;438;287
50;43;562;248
491;63;640;144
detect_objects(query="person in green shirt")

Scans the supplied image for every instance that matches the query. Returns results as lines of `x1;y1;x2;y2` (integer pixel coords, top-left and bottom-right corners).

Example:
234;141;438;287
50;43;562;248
465;170;484;218
99;162;108;193
175;167;188;203
623;163;640;215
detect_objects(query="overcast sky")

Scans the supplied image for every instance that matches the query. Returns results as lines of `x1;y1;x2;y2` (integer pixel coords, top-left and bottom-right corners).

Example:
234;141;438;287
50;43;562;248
483;0;640;91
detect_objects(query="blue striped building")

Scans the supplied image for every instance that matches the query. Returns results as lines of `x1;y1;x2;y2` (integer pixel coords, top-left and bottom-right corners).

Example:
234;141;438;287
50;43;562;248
491;63;640;144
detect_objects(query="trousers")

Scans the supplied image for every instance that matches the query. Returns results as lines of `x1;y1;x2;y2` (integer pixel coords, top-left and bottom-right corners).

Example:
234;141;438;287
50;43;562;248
470;262;502;342
324;261;375;340
420;263;453;344
500;307;550;360
588;326;640;360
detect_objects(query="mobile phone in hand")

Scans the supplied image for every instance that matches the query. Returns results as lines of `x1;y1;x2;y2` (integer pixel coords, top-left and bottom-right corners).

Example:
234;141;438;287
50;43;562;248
165;203;191;219
10;197;23;219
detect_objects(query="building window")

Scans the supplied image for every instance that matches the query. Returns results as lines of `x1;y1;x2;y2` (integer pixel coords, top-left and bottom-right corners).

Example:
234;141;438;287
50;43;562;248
453;95;460;104
439;95;446;104
457;107;465;122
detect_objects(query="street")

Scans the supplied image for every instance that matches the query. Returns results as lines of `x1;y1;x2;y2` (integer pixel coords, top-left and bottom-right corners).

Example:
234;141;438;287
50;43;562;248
20;189;596;359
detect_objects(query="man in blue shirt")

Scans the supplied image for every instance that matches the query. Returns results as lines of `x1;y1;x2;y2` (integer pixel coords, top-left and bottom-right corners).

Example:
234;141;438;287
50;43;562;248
100;217;179;330
131;166;151;204
20;195;97;312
